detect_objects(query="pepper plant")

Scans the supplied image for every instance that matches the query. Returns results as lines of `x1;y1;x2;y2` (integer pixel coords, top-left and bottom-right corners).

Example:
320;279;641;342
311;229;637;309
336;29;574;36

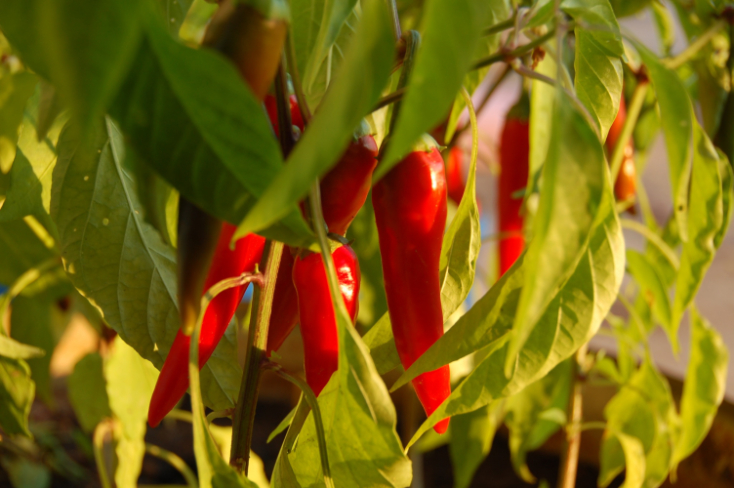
0;0;731;487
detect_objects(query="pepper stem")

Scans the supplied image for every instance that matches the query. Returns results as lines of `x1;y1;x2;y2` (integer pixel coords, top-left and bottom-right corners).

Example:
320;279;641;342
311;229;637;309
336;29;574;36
229;242;284;474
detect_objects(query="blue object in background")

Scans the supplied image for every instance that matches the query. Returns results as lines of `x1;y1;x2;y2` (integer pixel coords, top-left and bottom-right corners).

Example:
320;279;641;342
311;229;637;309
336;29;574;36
240;284;254;303
0;284;7;295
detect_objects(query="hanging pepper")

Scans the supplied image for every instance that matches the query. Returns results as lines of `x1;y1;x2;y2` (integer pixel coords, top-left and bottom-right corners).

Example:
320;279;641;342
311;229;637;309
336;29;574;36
149;0;285;427
498;93;530;277
148;225;265;427
372;135;451;434
266;119;378;354
292;245;360;396
605;95;637;207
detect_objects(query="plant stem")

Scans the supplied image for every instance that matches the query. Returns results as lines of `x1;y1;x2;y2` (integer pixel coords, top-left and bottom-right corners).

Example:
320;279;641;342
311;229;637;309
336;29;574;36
449;65;511;147
609;81;649;183
372;87;406;113
385;0;402;42
620;219;680;270
145;443;199;488
472;28;557;71
664;19;726;70
286;33;312;123
264;361;335;488
92;420;114;488
230;242;284;474
557;346;586;488
485;16;516;36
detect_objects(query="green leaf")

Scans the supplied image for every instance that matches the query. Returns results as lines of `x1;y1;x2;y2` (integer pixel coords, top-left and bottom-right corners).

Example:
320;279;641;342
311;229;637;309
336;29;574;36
362;312;400;375
563;0;624;139
0;457;51;488
378;0;496;175
0;334;45;360
0;73;38;173
449;401;504;488
157;0;194;36
51;118;177;367
672;307;728;467
573;29;623;139
0;219;59;290
625;249;672;335
51;117;240;410
633;40;694;242
599;360;679;487
445;0;510;141
671;126;728;342
506;88;606;375
0;356;35;437
403;180;623;445
111;17;312;247
105;336;159;488
603;432;646;488
529;48;557;185
9;296;54;404
608;0;652;17
67;353;111;433
504;359;572;483
299;0;360;108
236;0;394;239
1;0;143;134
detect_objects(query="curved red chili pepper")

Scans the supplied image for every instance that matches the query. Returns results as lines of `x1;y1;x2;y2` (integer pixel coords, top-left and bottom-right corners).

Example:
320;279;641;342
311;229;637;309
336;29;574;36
292;245;360;396
372;138;451;434
498;94;530;277
148;224;265;427
265;249;299;354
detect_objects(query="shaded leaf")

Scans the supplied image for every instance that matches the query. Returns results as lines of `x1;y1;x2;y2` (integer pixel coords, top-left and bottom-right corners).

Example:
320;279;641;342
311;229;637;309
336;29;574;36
67;353;111;433
379;0;496;175
9;296;54;404
236;0;394;240
0;356;34;437
0;73;37;173
449;401;504;488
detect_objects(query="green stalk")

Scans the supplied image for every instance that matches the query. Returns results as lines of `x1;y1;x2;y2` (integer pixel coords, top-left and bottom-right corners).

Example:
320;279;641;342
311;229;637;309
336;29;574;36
145;444;198;488
609;81;649;183
229;243;283;474
557;346;586;488
663;20;726;70
472;28;557;71
263;361;335;488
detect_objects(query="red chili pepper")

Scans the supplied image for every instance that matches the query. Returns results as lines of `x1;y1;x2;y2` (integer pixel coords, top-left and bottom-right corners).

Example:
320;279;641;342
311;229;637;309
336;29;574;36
264;94;304;137
265;249;299;354
292;245;360;396
148;224;265;427
606;96;637;208
319;134;379;236
445;146;465;205
372;136;451;434
498;93;530;277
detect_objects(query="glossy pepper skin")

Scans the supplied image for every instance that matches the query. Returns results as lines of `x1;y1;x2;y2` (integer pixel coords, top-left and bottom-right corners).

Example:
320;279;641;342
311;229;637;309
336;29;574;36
292;245;360;396
320;134;379;235
445;146;465;205
605;96;637;206
498;95;530;277
265;249;299;354
372;140;451;434
148;224;265;427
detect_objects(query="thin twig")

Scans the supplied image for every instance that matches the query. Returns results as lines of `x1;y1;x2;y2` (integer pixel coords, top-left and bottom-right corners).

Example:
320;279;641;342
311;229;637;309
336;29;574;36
286;33;312;123
263;361;335;488
472;28;558;71
609;81;649;183
372;87;406;113
664;19;726;70
385;0;402;42
145;443;198;488
557;346;586;488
